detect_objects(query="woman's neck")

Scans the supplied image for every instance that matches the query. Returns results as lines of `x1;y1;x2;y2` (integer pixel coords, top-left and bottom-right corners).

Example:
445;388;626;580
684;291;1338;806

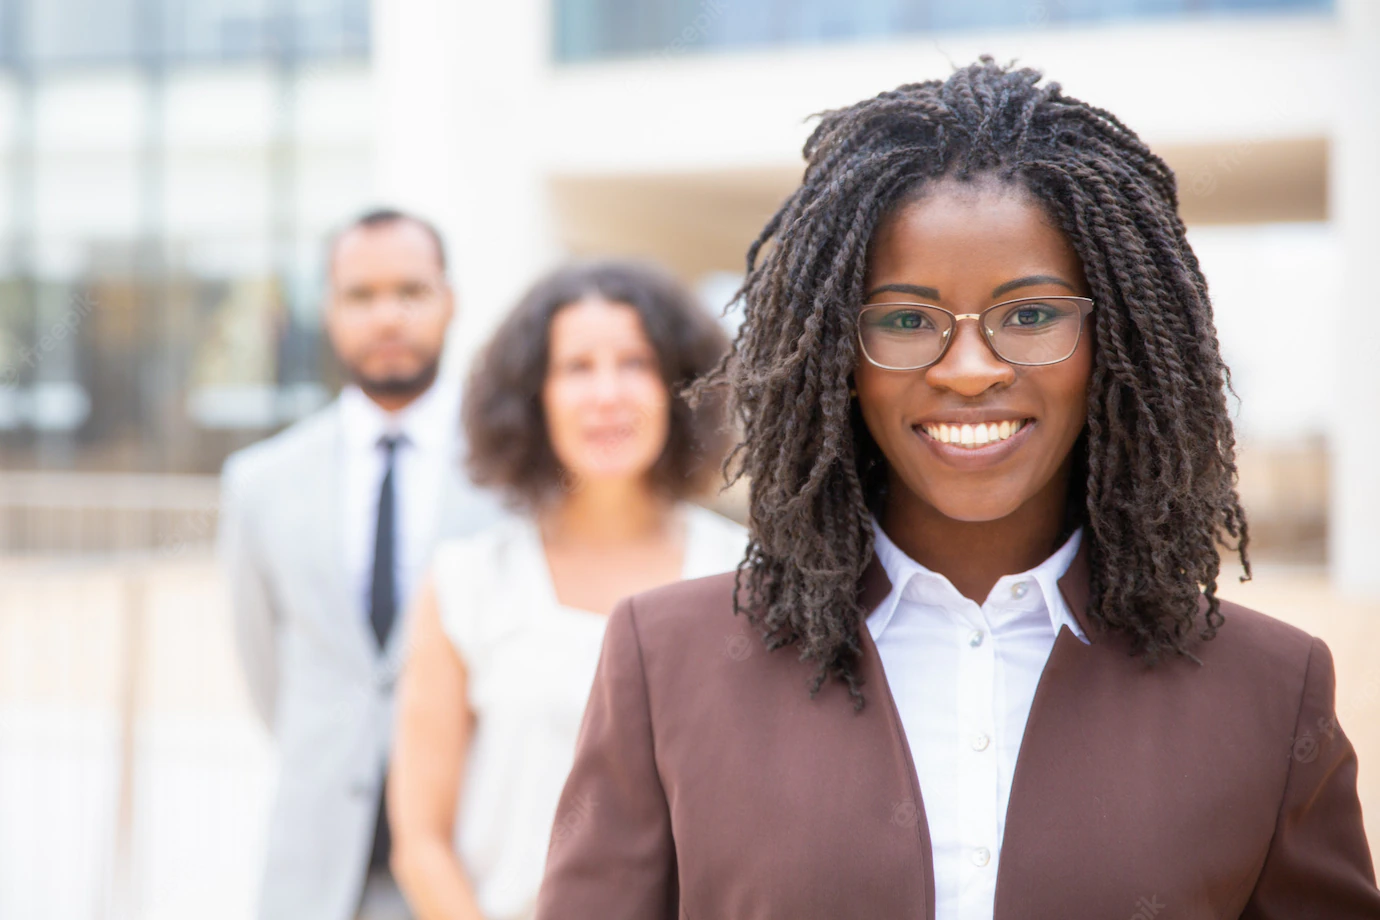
878;470;1071;605
539;477;676;548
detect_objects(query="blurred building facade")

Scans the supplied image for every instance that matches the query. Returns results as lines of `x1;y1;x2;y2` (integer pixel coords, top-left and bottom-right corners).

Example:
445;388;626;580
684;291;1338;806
0;0;373;475
0;0;1376;589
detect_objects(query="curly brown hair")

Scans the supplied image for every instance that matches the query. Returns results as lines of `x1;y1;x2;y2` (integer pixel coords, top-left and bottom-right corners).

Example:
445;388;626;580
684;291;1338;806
695;58;1251;708
464;260;732;511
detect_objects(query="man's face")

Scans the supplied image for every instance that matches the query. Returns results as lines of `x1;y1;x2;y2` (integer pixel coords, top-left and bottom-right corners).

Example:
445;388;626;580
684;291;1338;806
324;220;454;400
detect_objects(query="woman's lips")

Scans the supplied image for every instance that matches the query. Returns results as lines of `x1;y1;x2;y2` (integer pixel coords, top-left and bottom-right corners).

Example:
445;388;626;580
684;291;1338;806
911;417;1036;469
584;425;636;446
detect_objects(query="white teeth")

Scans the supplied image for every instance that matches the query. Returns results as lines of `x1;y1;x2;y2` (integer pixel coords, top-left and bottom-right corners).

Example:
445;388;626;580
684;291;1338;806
922;419;1029;449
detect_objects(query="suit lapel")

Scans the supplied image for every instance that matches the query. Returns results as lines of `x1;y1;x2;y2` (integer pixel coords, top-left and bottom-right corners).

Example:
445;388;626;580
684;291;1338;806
305;403;378;675
854;555;940;920
992;541;1144;919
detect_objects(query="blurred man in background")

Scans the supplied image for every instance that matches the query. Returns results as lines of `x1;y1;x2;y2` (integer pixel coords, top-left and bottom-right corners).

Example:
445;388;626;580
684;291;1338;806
218;209;501;920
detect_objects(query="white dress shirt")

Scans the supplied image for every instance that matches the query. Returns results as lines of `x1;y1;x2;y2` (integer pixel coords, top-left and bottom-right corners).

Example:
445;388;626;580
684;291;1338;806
339;380;461;623
867;519;1085;920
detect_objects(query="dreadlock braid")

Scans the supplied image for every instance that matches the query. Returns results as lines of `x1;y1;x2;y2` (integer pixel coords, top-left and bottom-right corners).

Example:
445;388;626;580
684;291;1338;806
695;57;1250;707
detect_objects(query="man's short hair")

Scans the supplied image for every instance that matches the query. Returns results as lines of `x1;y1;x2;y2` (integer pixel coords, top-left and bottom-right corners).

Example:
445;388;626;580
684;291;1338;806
327;207;447;275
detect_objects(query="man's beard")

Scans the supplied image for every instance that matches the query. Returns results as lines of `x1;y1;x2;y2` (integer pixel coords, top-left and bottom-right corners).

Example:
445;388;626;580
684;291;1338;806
348;357;440;403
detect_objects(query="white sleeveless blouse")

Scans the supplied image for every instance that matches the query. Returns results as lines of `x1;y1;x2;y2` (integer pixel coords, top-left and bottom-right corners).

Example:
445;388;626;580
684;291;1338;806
430;503;748;920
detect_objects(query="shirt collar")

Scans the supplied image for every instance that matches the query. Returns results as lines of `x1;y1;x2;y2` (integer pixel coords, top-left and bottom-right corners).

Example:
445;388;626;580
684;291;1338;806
866;517;1086;644
338;378;460;456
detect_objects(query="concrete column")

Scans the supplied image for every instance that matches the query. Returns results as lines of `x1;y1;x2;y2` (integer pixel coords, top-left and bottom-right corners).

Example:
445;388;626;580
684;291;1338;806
371;0;561;369
1330;0;1380;595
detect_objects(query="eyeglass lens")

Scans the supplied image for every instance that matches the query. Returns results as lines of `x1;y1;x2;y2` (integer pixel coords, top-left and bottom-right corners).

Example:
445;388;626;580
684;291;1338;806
859;297;1088;369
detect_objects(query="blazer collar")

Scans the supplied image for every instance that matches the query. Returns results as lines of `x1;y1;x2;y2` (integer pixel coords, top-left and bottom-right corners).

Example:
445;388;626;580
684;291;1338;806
858;536;1099;643
1055;537;1096;641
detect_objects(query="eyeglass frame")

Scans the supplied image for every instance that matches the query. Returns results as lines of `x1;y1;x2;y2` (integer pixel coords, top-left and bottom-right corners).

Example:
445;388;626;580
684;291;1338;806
855;295;1097;371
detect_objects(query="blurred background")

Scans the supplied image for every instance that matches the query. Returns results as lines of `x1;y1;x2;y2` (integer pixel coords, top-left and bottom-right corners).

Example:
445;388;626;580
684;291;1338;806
0;0;1377;916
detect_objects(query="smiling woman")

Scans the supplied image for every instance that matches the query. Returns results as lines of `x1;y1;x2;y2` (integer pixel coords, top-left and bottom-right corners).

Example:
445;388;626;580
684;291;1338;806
534;58;1380;920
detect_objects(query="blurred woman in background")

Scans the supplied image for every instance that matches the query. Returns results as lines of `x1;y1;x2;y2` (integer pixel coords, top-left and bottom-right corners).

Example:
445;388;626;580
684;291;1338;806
386;260;747;920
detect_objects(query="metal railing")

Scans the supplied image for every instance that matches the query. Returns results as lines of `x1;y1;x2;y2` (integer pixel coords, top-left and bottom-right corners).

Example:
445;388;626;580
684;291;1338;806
0;471;221;558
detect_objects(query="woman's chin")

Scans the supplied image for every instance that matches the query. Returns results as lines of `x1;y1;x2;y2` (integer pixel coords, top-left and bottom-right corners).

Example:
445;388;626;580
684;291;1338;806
931;504;1024;524
912;486;1030;525
563;461;657;488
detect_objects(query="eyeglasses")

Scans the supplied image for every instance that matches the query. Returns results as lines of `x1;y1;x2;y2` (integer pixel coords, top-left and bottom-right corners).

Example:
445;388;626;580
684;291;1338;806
856;295;1096;371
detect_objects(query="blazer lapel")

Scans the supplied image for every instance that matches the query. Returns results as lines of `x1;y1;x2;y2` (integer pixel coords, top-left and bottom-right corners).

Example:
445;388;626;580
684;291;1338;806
854;555;940;920
992;541;1147;919
304;404;378;675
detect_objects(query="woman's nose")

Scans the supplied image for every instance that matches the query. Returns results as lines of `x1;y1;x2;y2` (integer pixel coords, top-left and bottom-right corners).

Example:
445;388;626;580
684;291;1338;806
590;365;623;402
923;319;1016;396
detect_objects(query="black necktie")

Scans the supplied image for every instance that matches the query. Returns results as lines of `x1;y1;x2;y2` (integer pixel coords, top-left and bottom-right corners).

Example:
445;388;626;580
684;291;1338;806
369;435;400;651
368;436;401;878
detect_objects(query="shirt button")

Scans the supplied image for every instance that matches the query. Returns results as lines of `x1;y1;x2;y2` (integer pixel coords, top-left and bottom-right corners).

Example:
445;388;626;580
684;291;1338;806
968;629;984;647
972;733;990;752
972;846;991;867
1011;581;1030;599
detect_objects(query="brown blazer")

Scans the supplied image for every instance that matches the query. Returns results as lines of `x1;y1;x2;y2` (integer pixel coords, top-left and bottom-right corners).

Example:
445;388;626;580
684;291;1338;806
535;545;1380;918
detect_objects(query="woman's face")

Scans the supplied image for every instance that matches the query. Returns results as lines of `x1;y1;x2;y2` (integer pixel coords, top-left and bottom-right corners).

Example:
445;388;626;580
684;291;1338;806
853;179;1094;524
542;297;671;489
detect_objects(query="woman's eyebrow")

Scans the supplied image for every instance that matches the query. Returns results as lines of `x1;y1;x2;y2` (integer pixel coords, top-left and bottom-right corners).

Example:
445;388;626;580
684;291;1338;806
991;274;1076;298
864;282;941;300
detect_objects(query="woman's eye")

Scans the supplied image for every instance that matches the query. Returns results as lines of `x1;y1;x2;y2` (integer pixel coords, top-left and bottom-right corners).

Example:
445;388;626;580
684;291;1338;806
1003;304;1059;327
880;309;932;331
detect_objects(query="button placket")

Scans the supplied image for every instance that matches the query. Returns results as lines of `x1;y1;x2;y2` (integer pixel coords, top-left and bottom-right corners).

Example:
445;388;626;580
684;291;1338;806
955;603;998;891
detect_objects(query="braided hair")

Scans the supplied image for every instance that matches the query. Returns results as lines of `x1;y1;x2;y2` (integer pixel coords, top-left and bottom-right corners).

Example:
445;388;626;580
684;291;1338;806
696;57;1250;708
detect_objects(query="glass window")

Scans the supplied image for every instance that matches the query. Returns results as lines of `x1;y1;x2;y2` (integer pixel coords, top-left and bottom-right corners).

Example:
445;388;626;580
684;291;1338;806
28;0;140;66
0;0;372;69
0;25;366;472
553;0;1336;63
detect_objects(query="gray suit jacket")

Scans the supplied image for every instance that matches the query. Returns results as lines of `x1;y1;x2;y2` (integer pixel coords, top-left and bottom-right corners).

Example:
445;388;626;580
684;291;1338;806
218;394;502;920
537;544;1380;918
